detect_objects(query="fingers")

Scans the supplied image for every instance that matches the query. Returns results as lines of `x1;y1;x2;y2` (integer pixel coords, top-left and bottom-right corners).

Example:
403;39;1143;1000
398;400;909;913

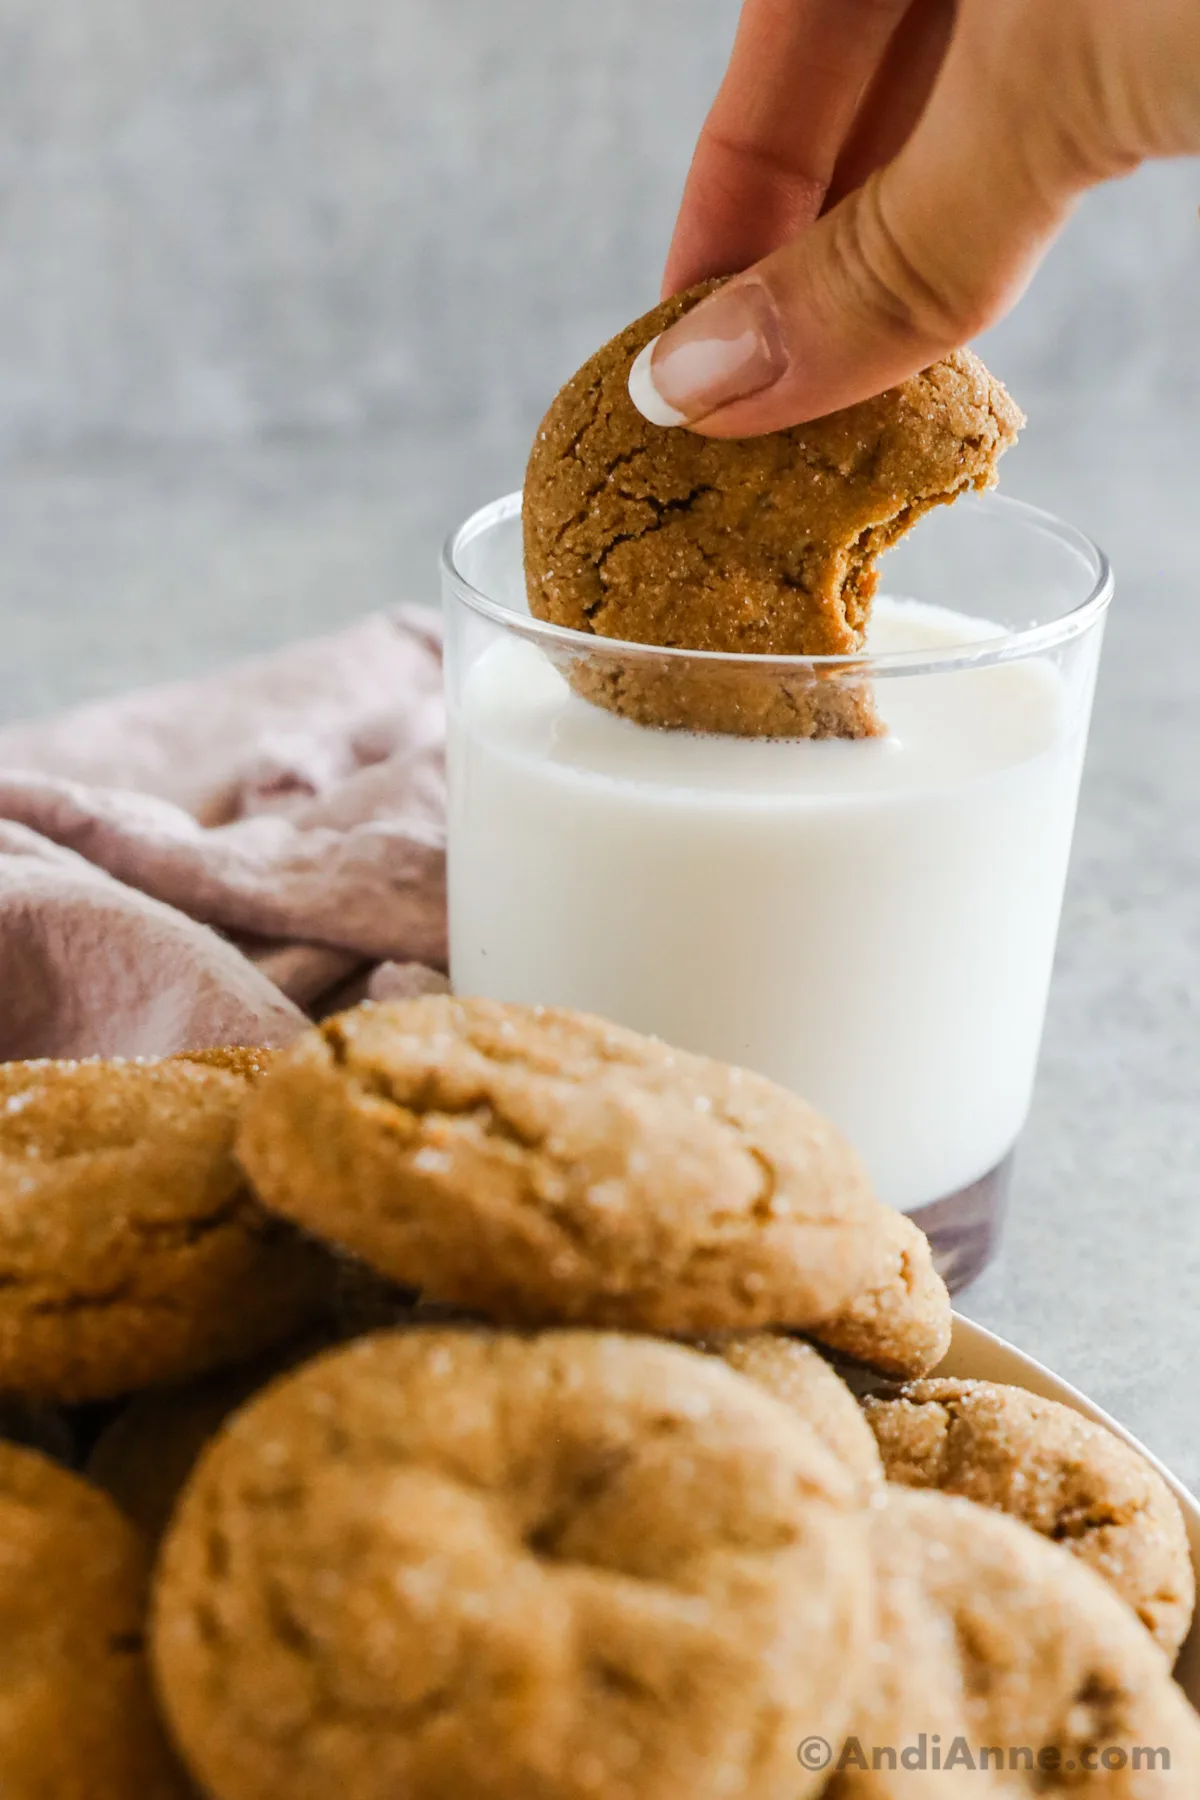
825;0;956;209
642;13;1084;434
662;0;913;297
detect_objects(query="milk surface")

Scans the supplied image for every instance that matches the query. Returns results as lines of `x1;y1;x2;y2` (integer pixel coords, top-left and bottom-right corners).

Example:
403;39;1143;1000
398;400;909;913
447;600;1089;1213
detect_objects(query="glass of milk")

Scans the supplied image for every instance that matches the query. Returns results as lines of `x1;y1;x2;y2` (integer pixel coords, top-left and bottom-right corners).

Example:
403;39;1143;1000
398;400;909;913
441;491;1111;1291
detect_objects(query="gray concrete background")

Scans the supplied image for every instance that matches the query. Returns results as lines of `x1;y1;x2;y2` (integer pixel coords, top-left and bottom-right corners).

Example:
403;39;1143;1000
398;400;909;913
0;2;1197;1481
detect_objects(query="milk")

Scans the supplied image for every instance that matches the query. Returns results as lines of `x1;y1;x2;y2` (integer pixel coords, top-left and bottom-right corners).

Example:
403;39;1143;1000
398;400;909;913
447;599;1093;1216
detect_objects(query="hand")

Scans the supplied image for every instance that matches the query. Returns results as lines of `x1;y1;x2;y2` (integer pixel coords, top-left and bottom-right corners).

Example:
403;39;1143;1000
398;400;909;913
636;0;1200;435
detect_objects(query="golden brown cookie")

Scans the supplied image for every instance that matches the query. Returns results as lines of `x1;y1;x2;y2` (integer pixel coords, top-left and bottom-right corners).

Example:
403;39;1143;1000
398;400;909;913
562;637;886;740
236;996;894;1334
152;1328;871;1800
862;1378;1195;1658
807;1209;952;1379
171;1046;277;1082
0;1058;332;1402
827;1487;1200;1796
0;1442;189;1799
523;283;1022;737
705;1333;883;1502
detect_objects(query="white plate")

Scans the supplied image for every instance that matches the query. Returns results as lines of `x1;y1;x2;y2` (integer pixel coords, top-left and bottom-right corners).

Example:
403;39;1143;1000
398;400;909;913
939;1315;1200;1702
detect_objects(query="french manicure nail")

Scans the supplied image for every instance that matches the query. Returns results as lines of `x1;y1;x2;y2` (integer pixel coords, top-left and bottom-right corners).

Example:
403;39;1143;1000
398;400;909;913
628;338;688;427
629;281;789;426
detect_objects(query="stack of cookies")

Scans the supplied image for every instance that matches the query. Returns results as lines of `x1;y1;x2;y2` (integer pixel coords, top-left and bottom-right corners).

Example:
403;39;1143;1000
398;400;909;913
1;997;1197;1798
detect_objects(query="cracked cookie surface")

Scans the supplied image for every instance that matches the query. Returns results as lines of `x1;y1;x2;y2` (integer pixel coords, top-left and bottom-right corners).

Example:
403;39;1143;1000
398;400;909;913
522;283;1021;737
827;1487;1200;1797
0;1442;189;1799
236;996;892;1333
152;1327;870;1800
0;1058;332;1402
862;1378;1195;1658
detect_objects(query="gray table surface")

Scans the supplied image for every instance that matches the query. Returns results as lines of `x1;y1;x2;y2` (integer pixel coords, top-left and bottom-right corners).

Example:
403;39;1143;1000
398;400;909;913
0;407;1196;1490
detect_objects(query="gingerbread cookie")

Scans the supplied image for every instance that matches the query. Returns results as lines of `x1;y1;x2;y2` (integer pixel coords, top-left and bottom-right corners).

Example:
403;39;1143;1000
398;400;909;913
0;1058;332;1401
706;1333;883;1502
561;637;886;740
863;1378;1195;1657
807;1208;952;1379
0;1442;189;1799
153;1328;870;1800
828;1487;1200;1796
523;283;1021;737
236;997;893;1334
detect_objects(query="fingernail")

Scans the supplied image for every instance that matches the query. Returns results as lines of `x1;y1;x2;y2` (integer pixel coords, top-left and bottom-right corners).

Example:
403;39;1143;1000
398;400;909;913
628;339;688;427
628;281;788;426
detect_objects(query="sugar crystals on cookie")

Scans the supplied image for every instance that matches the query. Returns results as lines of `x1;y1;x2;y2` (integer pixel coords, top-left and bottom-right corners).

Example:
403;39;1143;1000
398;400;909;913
523;282;1022;738
235;995;916;1336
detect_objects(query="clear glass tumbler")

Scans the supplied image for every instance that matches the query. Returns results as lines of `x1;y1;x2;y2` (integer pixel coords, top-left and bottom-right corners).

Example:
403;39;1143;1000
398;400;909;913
441;490;1112;1291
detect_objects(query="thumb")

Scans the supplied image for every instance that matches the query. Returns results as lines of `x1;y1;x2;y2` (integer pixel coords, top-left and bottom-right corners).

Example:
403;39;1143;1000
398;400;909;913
637;20;1094;434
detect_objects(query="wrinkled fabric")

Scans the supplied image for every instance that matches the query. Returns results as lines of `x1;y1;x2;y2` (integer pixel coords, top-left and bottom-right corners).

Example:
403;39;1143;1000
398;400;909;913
0;607;449;1060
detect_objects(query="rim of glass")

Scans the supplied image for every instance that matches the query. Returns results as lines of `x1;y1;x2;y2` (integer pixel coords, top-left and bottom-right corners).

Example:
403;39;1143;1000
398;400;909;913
441;490;1113;678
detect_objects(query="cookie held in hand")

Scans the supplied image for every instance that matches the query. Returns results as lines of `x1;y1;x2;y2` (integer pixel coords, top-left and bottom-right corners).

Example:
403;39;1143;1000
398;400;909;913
152;1328;871;1800
523;282;1022;737
236;996;894;1334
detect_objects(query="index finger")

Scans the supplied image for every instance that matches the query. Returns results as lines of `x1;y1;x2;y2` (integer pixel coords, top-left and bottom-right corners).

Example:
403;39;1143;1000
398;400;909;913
664;0;915;296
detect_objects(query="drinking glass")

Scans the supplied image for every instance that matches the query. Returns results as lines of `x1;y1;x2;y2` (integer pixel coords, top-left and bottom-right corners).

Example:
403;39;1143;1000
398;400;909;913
442;491;1111;1291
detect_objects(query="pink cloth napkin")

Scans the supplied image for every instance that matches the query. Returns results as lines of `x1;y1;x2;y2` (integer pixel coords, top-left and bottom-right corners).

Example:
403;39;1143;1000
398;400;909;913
0;607;451;1060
